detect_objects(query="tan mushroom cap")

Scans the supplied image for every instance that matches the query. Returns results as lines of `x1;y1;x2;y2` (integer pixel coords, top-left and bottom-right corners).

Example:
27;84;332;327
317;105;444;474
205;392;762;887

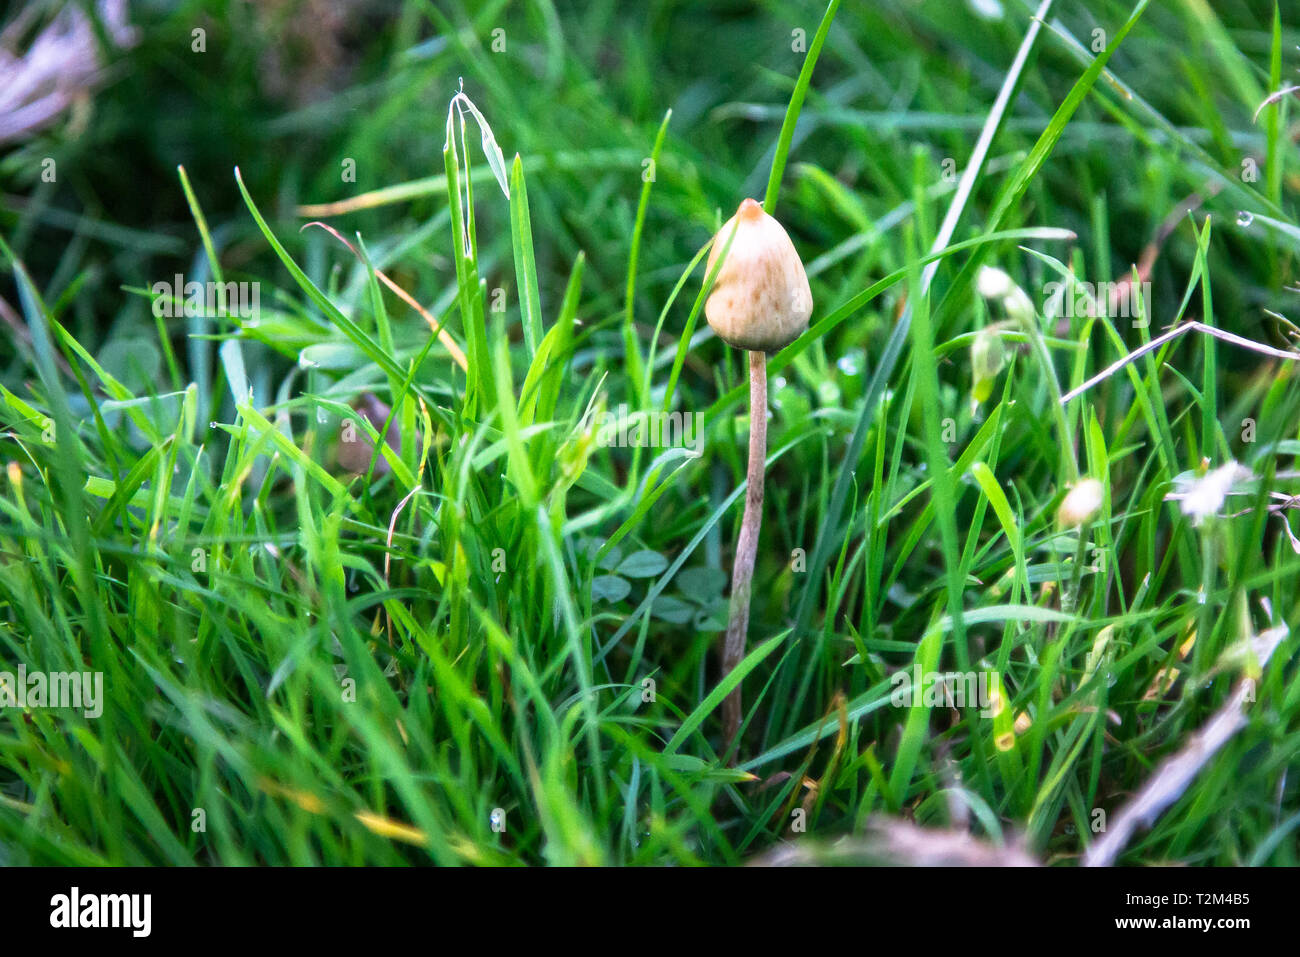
704;198;813;353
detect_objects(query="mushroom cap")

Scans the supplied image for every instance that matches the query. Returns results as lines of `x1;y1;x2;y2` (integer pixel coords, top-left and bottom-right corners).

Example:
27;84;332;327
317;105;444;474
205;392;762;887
704;198;812;353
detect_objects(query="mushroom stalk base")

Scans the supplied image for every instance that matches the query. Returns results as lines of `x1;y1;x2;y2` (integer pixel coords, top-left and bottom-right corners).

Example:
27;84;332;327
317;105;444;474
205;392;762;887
722;350;767;752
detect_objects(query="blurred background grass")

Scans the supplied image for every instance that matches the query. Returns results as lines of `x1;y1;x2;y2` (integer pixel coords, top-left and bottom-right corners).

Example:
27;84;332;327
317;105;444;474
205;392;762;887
4;0;1293;384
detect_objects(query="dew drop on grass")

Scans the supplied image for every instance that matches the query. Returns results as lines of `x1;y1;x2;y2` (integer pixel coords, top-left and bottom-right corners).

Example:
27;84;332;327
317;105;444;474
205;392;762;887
837;355;860;376
1237;211;1254;227
816;380;840;405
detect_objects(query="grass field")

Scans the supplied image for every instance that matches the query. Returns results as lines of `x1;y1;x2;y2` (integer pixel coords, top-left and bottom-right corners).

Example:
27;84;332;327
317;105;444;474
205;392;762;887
3;0;1300;866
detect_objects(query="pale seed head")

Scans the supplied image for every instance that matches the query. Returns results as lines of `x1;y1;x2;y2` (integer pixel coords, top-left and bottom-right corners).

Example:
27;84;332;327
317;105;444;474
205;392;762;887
976;265;1035;326
1057;477;1104;527
703;198;813;353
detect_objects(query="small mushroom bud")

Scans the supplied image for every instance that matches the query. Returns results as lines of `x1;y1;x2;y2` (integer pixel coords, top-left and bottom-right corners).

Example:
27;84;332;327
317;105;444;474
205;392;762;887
705;198;813;353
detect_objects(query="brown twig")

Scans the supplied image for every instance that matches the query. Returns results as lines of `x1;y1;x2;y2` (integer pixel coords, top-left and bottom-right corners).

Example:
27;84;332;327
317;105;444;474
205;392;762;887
1060;320;1300;405
1083;618;1289;867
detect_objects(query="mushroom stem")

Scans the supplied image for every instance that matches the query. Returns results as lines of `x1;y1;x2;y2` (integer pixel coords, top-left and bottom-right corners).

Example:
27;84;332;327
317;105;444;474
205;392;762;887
722;349;767;750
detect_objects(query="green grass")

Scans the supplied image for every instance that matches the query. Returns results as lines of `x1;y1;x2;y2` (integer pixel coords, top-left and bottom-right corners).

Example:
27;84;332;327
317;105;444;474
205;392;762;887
3;0;1300;865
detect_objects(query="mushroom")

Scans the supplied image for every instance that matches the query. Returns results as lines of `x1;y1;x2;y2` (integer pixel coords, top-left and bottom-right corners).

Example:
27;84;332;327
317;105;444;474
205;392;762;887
703;198;812;750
